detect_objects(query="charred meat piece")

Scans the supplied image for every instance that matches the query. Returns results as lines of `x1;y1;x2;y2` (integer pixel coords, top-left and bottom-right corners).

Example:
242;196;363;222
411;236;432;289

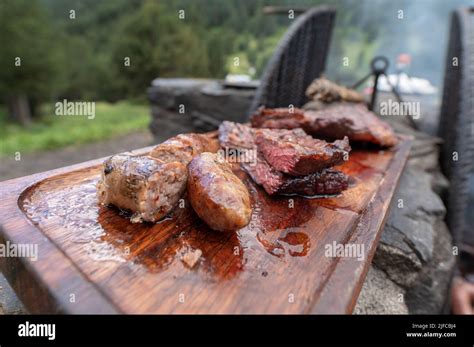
250;108;310;131
218;121;258;165
251;104;398;147
150;133;220;165
187;152;251;232
255;128;351;176
307;104;398;147
277;168;349;196
218;122;349;196
242;154;348;196
97;154;187;222
218;121;255;150
305;77;365;103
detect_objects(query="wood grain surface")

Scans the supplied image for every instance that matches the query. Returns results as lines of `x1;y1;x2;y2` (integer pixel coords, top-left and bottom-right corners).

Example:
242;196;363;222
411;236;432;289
0;136;412;313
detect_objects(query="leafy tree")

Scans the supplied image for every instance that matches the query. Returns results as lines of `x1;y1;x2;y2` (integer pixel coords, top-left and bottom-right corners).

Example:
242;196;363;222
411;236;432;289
112;0;210;97
205;27;236;78
0;0;59;125
4;0;464;120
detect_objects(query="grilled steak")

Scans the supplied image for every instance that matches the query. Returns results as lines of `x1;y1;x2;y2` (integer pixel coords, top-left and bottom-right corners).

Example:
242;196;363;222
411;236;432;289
277;169;348;196
218;122;349;196
250;108;310;131
255;128;351;176
309;104;398;147
251;104;398;147
97;154;187;222
187;152;251;232
243;153;348;196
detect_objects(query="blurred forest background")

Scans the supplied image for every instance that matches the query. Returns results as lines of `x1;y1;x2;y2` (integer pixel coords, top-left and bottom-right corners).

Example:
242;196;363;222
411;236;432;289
0;0;470;154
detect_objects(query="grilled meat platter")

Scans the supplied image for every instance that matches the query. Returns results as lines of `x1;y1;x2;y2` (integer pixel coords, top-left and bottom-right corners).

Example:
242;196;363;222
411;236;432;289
97;102;397;232
0;85;411;313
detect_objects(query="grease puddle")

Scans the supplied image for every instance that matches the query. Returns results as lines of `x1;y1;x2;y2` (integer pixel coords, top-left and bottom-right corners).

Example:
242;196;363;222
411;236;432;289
22;178;127;263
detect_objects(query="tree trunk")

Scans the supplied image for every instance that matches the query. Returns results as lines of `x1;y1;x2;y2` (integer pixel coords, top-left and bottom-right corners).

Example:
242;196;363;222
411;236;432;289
8;94;32;127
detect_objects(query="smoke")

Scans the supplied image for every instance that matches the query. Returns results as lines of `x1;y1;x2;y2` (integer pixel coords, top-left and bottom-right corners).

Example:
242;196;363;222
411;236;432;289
326;0;472;90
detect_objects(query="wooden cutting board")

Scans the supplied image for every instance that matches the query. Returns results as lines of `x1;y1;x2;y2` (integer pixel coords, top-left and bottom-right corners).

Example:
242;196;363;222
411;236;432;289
0;135;411;314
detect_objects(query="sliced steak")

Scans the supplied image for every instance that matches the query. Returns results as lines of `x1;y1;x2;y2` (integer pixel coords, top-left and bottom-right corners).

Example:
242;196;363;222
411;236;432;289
250;108;310;131
255;128;351;176
218;122;349;196
242;154;348;196
250;104;398;147
97;154;187;222
307;104;398;147
187;152;251;232
277;168;349;196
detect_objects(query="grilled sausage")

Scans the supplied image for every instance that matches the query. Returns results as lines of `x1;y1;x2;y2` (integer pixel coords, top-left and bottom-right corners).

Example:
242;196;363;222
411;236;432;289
150;133;220;165
97;154;187;222
187;152;251;232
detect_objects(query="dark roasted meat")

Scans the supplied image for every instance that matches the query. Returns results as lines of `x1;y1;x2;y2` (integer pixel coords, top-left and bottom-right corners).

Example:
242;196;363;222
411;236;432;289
255;128;351;176
250;108;310;131
218;122;349;196
250;104;398;147
308;104;398;147
97;154;187;222
242;153;348;196
305;77;365;103
277;169;348;196
187;152;251;232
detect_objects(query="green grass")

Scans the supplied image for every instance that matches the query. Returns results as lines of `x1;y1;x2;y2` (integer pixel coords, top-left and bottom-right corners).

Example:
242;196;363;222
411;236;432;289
0;101;150;156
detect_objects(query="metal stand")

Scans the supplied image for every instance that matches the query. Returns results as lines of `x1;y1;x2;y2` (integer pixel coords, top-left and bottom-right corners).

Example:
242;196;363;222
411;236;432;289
351;56;403;111
351;56;416;128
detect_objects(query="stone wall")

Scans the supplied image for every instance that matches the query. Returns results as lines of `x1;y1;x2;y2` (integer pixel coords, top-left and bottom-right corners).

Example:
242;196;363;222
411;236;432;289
148;78;254;141
355;113;455;314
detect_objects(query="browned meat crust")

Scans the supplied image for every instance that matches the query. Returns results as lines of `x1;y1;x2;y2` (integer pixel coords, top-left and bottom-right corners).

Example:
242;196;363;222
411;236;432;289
276;168;348;196
307;104;398;147
187;152;251;232
254;128;351;176
218;122;349;196
218;121;255;150
250;104;398;147
97;154;187;222
242;153;348;196
150;133;220;165
305;77;365;103
98;132;219;223
250;108;309;131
